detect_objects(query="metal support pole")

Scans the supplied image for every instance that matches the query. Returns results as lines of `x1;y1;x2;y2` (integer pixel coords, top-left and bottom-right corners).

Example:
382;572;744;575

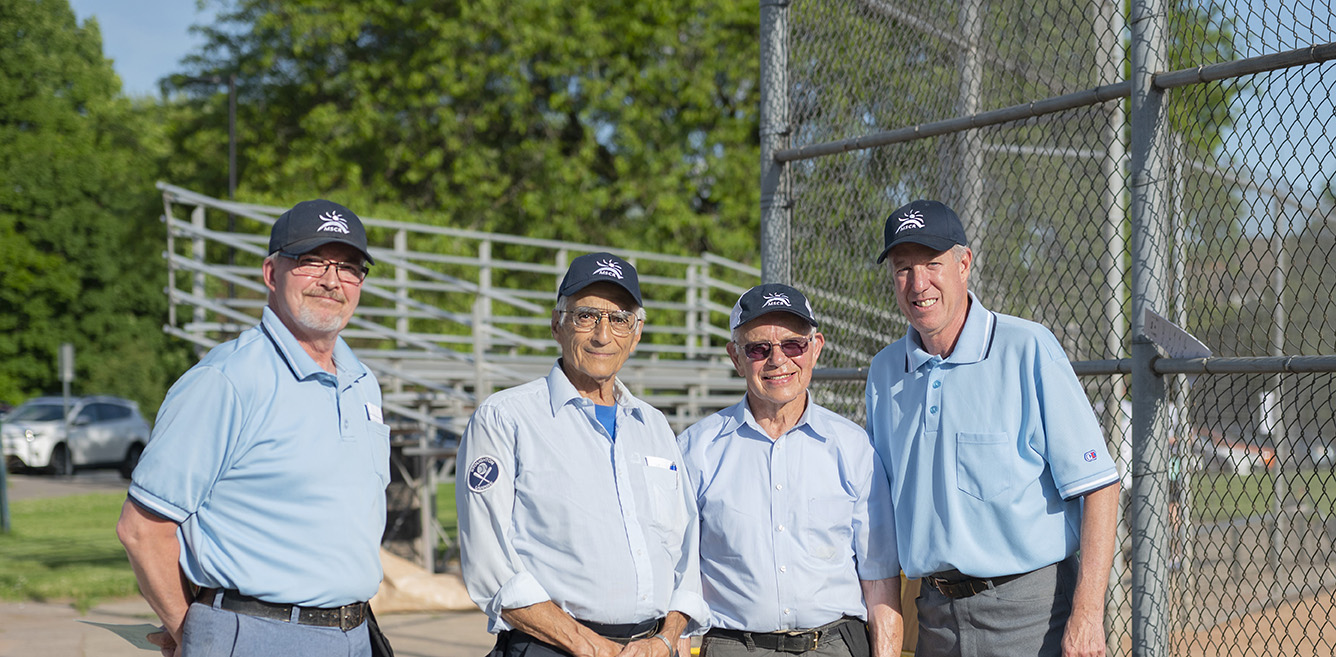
957;0;985;248
1267;191;1291;588
759;0;791;284
1095;1;1130;652
1129;1;1170;655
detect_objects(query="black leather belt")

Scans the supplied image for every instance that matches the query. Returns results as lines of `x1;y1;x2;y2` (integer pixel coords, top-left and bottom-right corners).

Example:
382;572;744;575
577;618;663;643
196;588;368;631
924;569;1032;599
706;617;862;654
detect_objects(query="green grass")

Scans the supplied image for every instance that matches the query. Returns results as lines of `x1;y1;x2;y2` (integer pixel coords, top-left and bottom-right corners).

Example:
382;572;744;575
1188;466;1336;523
0;493;137;612
436;481;458;545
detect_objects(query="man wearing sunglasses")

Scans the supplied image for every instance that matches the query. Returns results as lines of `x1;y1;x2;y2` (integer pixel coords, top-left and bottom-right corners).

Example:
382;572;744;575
677;283;901;657
866;200;1121;657
117;199;389;657
457;252;707;657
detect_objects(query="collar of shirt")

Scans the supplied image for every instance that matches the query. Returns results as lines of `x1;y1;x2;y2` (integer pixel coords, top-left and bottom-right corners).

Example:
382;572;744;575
259;306;368;388
709;395;839;445
905;291;997;372
545;361;646;424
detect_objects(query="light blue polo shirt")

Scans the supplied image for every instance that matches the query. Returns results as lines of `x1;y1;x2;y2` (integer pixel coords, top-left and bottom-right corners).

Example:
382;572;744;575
866;293;1118;579
130;306;390;607
678;397;898;632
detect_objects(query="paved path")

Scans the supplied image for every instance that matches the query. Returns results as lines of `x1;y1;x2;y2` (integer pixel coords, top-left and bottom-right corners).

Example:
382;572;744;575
4;470;130;501
0;596;494;657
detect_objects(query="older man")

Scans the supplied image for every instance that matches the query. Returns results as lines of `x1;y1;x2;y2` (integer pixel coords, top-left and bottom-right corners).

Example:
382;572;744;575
678;283;901;657
117;200;389;657
866;200;1121;657
457;252;708;657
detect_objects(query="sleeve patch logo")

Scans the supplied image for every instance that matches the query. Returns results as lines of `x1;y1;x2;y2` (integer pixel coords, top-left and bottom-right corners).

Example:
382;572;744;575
467;456;501;492
1084;450;1098;462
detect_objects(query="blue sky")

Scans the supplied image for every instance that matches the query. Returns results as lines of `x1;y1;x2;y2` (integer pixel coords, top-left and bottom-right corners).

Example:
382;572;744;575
68;0;216;97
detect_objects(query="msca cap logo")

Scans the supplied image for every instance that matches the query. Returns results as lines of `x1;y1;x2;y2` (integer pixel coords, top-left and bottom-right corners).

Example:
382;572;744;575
894;209;925;233
1084;450;1098;462
592;258;624;279
317;211;350;235
762;292;791;307
467;455;501;492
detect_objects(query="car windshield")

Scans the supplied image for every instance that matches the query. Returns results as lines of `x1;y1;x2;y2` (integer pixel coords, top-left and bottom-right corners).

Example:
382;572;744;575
7;403;66;422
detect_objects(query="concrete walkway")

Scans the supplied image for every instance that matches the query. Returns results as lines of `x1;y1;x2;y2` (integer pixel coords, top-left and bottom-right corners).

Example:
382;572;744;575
0;596;494;657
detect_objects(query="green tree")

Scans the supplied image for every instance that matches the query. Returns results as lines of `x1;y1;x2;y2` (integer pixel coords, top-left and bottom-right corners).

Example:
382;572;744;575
166;0;761;262
0;0;189;413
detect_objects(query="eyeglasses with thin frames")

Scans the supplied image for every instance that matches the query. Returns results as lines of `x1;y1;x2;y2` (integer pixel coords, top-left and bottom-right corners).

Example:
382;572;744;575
741;337;811;361
279;252;369;285
558;307;640;337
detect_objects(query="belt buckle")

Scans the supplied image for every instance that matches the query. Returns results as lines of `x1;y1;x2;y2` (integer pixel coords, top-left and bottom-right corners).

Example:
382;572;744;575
777;631;816;653
338;605;358;632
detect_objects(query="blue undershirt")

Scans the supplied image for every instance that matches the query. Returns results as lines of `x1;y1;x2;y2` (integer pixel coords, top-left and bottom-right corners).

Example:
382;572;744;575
595;404;617;441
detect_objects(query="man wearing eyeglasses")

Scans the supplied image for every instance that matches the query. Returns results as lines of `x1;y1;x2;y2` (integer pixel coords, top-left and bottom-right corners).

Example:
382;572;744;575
457;252;708;657
866;200;1120;657
117;199;389;657
677;283;901;657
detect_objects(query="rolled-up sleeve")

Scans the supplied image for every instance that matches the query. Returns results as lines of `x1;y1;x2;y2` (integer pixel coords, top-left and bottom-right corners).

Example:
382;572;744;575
456;406;552;632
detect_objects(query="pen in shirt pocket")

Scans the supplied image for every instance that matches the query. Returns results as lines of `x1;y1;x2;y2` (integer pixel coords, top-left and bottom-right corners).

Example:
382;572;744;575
644;455;677;471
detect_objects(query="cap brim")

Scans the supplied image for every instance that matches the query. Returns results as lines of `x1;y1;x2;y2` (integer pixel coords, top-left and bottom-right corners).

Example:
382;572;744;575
875;235;961;263
275;236;375;265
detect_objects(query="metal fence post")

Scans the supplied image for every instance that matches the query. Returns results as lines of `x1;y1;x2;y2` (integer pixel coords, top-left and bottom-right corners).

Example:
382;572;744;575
1095;2;1130;653
1129;1;1170;654
760;0;790;285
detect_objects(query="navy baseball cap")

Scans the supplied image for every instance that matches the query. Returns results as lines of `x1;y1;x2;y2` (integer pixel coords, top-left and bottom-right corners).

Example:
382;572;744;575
729;283;819;330
268;199;374;264
875;199;968;263
558;252;642;306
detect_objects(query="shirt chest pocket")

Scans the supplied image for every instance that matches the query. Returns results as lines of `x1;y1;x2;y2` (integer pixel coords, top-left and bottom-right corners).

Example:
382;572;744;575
369;423;391;488
956;432;1016;501
641;461;685;534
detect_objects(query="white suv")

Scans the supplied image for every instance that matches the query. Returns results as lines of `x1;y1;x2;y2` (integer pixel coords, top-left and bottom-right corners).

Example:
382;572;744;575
1;396;151;479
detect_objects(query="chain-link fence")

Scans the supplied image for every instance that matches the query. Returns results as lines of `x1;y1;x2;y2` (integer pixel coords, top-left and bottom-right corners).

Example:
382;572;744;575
761;0;1336;654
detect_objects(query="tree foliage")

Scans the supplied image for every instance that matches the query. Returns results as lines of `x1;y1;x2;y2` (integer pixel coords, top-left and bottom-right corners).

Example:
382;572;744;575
168;0;761;261
0;0;189;411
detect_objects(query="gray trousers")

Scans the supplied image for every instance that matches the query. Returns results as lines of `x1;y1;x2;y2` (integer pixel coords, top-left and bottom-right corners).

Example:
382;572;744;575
180;599;371;657
915;556;1077;657
701;626;864;657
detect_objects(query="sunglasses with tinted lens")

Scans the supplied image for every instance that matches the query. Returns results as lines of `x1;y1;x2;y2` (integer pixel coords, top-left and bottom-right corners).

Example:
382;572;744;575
742;338;810;361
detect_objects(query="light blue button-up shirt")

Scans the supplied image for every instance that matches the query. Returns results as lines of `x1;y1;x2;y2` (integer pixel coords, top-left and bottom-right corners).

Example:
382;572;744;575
130;307;390;607
866;293;1120;579
456;362;709;635
678;397;898;632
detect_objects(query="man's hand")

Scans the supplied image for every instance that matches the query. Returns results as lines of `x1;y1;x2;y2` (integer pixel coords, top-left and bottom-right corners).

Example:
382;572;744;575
1061;605;1106;657
146;626;178;657
617;636;673;657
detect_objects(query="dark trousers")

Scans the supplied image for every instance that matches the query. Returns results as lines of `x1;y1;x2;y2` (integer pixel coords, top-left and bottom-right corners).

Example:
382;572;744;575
915;555;1078;657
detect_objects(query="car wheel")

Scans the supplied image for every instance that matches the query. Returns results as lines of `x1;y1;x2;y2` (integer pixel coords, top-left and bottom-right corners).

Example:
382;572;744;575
120;443;144;480
49;444;74;477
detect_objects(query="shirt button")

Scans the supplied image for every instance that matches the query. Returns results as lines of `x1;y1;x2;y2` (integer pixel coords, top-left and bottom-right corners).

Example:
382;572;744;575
780;566;787;573
775;484;783;490
930;406;938;414
784;609;791;615
933;380;941;389
777;525;785;532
